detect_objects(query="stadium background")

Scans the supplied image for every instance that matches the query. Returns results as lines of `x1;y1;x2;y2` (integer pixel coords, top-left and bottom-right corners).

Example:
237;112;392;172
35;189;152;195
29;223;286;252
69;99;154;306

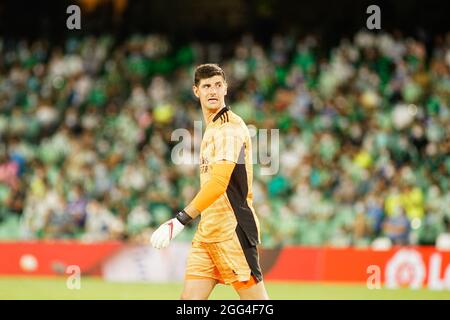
0;0;449;299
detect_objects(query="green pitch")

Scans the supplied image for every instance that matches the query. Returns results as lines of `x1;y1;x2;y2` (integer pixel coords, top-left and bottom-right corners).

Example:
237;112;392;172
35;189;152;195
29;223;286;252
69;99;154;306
0;277;449;300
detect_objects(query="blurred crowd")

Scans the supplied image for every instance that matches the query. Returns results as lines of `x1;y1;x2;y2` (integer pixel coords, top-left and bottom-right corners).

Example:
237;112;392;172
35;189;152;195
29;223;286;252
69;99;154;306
0;31;449;247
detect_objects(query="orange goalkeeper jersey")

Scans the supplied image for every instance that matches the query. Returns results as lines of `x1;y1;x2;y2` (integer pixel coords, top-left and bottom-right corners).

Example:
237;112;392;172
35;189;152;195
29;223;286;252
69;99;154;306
193;106;260;245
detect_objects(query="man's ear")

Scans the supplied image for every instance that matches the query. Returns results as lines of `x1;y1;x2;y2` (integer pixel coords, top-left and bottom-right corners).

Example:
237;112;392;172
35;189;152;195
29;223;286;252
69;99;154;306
192;85;199;98
224;82;228;96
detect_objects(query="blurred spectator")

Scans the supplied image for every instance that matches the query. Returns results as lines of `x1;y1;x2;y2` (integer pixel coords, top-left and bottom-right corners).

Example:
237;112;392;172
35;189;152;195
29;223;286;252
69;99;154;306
83;199;125;242
382;207;411;245
436;216;450;250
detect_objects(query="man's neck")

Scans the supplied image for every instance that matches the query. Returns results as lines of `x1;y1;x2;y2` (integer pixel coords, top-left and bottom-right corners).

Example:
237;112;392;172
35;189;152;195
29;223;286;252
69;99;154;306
202;104;226;126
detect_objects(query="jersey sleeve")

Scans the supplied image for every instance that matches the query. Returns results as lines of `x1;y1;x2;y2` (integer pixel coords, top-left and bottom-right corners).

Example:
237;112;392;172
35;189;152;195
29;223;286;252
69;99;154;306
212;122;245;164
189;161;235;213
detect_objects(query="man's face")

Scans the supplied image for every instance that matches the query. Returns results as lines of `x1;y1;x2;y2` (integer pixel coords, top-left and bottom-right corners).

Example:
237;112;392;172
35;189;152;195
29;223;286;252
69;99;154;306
193;75;227;110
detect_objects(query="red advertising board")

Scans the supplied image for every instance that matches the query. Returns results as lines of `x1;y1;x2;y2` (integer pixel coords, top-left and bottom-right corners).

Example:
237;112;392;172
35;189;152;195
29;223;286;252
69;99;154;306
263;246;450;290
1;241;449;290
0;240;123;276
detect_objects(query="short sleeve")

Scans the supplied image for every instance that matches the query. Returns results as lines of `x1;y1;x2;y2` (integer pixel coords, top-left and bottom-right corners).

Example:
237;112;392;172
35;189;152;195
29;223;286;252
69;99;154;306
212;123;245;164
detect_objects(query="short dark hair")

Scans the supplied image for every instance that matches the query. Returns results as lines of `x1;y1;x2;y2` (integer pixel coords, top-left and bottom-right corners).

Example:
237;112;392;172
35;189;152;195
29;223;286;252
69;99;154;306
194;64;226;86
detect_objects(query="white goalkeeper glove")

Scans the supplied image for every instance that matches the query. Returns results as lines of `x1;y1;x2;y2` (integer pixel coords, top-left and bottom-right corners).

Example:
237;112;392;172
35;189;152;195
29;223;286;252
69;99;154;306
150;211;192;249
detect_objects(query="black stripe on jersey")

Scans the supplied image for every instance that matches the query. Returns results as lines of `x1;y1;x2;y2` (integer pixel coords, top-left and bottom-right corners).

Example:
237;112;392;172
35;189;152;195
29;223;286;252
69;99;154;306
236;223;263;282
227;145;262;281
213;106;230;122
219;111;229;124
226;145;259;247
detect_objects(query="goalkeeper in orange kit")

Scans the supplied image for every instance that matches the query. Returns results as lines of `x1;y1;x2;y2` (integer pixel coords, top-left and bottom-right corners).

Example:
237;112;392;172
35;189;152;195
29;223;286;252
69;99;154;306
151;64;269;300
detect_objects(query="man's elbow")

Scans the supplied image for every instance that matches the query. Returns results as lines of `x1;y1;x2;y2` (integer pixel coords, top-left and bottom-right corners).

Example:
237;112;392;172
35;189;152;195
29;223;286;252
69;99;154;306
213;183;227;198
210;177;228;198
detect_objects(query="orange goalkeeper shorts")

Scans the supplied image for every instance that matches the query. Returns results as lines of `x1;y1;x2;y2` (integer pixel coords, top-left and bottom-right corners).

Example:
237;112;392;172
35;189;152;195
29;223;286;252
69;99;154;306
185;228;262;290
